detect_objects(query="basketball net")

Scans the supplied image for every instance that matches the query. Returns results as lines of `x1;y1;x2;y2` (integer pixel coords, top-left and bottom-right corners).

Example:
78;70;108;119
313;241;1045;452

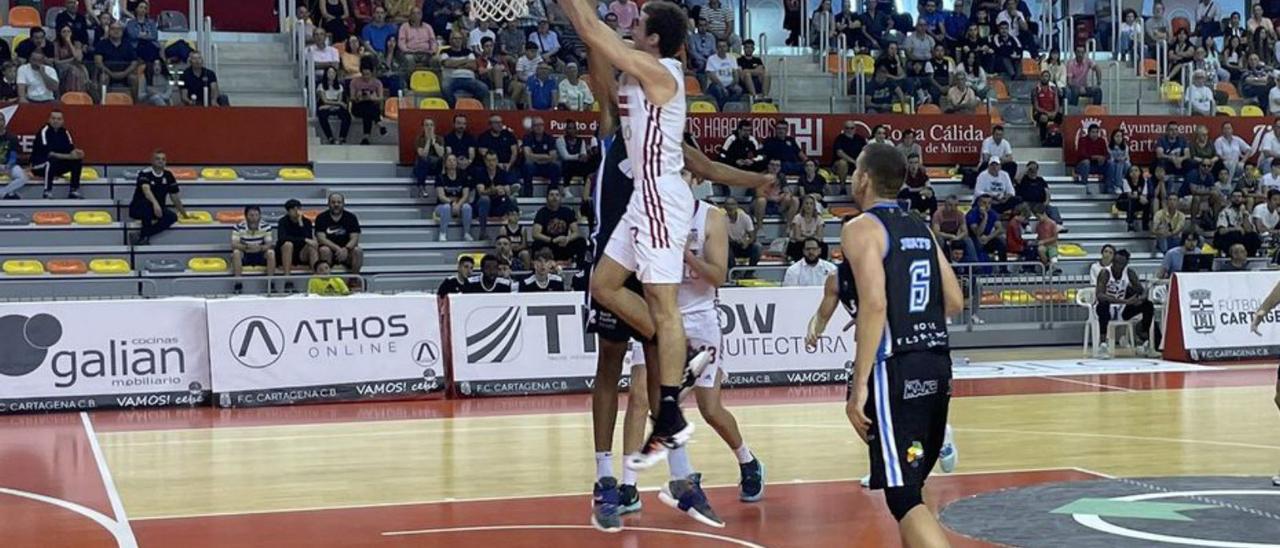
469;0;530;22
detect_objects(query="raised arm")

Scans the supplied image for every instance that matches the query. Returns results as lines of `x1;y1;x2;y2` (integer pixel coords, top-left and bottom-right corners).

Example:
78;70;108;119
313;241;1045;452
587;33;620;136
683;142;774;191
561;0;677;105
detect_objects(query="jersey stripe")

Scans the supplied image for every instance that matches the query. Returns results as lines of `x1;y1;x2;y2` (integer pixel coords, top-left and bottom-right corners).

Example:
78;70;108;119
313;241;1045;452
640;107;661;248
873;360;904;487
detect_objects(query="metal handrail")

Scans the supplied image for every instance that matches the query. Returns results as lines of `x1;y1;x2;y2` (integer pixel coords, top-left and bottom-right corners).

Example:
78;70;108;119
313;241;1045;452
1111;0;1120;58
1038;0;1054;49
838;33;847;97
820;9;831;55
1182;64;1192;115
1110;60;1119;112
1134;32;1144;77
800;0;809;53
759;32;767;63
741;0;751;52
1061;14;1073;54
278;0;288;34
779;56;788;106
855;61;865;112
1155;39;1167;83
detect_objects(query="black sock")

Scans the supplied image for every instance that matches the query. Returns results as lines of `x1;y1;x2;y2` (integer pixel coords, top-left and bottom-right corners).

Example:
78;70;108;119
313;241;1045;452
656;385;682;431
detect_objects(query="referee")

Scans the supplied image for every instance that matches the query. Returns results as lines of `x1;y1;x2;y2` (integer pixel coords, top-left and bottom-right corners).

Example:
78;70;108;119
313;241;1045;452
842;143;964;547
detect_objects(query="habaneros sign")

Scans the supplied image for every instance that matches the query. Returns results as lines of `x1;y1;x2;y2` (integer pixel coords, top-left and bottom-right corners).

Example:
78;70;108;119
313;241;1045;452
400;110;990;166
1063;115;1278;165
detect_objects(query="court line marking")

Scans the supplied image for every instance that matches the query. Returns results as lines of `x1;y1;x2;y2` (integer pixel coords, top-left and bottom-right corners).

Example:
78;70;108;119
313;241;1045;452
127;467;1084;522
959;427;1280;451
0;487;133;545
380;524;767;546
1032;375;1136;392
81;412;138;548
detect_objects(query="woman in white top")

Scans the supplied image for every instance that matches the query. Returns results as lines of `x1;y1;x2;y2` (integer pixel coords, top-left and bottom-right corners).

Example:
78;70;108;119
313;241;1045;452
959;51;989;99
555;62;593;111
786;194;825;262
315;66;351;144
1089;244;1116;284
1118;9;1142;63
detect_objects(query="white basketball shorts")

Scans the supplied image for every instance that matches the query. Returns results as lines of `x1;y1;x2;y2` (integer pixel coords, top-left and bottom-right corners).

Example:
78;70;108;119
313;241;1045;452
603;173;694;285
629;309;722;389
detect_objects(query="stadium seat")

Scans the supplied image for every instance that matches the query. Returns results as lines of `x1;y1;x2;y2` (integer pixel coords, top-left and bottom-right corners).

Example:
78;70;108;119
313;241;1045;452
11;35;26;54
302;209;323;222
72;210;112;225
722;101;749;112
0;212;28;225
159;10;190;31
1142;59;1158;76
1001;289;1034;305
684;75;702;96
383;97;400;121
988;79;1009;101
1083;105;1108;115
1161;81;1183;103
32;211;71;225
1171;16;1190;36
45;6;64;27
200;167;238;180
1216;105;1237;117
979;291;1001;306
177;210;213;224
171;167;198;180
1202;244;1217;254
456;97;485;110
917;103;942;114
1020;58;1040;79
104;92;133;105
737;279;780;287
89;258;130;274
3;259;44;275
409;71;442;94
145;258;185;273
1215;82;1240;101
1241;105;1265;117
751;102;778;113
420;97;449;109
925;166;954;178
825;52;844;73
241;167;275;180
829;206;859;217
957;204;970;214
80;167;99;181
8;6;41;28
278;167;315;180
61;91;92;105
689;100;716;113
852;54;874;75
46;258;86;275
215;210;245;224
188;257;228;273
459;252;484;268
1059;243;1087;257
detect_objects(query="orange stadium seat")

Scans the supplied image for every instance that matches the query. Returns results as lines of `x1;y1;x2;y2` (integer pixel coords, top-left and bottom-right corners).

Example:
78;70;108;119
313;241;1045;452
1170;16;1190;37
302;209;323;222
988;79;1009;101
171;167;198;180
104;92;133;105
215;210;245;224
455;97;484;110
826;53;844;73
1142;59;1158;76
46;258;87;275
61;91;92;105
8;6;41;28
1083;105;1109;115
32;211;71;225
1215;82;1240;100
917;104;942;115
1020;58;1040;79
925;167;954;178
383;97;400;121
684;75;702;96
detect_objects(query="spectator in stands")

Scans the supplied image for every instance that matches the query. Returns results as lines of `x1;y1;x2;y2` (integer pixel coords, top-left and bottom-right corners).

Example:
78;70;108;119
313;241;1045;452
531;188;584;262
941;73;980;114
519;248;567;292
276;199;318;284
1195;0;1222;44
979;125;1017;180
702;0;738;48
1240;54;1272;106
374;36;409;95
1217;189;1263;256
499;209;529;264
720;119;765;171
1185;70;1215;116
811;1;837;50
398;8;437;67
494;234;526;271
865;63;907;113
687;18;715;73
230;206;276;294
33;109;84;200
1215;122;1253;181
1118;165;1152;232
474;151;518;236
1117;9;1142;62
0;114;24;200
494;18;524;60
896;130;922;161
315;66;351;145
738;39;768;98
1254;189;1280;244
1248;4;1276;40
1145;1;1170;48
1106;129;1132;195
722;197;761;266
1075;123;1108;195
315;192;363;279
54;29;90;96
462;254;513;293
1155;121;1190;177
360;5;397;54
967;194;1007;261
15;28;52;67
338;35;364;79
529;20;566;66
1185;157;1223;212
557;63;593;111
17;51;58;104
609;0;640;37
477;115;520;181
445;114;476;174
1217;243;1254;271
1257;120;1280;173
179;51;227;106
510;42;542;102
1094;249;1157;353
783;237;836;286
0;63;17;105
523;63;558;111
1065;45;1102;106
705;39;742;109
934;195;976;261
467;20;496;54
925;44;954;89
754;158;799;223
831;120;864;184
439;33;490;108
124;1;159;62
437;256;472;296
319;0;353;43
521;117;562;192
307;29;341;75
1157;232;1201;278
956;50;990;100
904;19;936;64
435;154;474;242
1016;161;1063;224
128;149;185;244
1167;29;1194;80
1031;71;1062;145
762;120;805;175
348;57;385;145
990;22;1023;80
557;122;595;184
473;38;508;98
94;23;139;98
1152;195;1187;253
786;194;824;261
975;159;1022;213
56;0;92;46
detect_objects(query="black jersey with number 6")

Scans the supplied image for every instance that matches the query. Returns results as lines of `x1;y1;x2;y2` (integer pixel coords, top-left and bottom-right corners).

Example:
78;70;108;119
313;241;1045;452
864;203;949;356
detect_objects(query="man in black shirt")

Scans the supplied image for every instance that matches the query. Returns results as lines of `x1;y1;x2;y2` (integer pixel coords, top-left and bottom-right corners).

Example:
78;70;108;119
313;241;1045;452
521;117;562;192
93;22;140;94
832;120;866;184
275;198;319;280
1014;161;1064;226
56;0;93;46
736;39;768;97
180;51;228;106
718;120;765;171
519;248;567;292
314;192;363;276
462;254;513;293
476;115;519;175
473;151;518;235
444;114;477;174
437;255;474;296
15;28;54;62
32;110;85;199
532;187;585;262
760;120;805;175
128;149;187;244
0;112;27;199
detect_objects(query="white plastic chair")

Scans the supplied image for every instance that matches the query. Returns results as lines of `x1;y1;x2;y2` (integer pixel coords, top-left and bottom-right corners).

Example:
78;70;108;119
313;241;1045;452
1076;287;1137;358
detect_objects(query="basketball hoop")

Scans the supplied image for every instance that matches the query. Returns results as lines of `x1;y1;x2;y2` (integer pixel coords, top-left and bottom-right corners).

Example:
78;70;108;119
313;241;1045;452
469;0;529;22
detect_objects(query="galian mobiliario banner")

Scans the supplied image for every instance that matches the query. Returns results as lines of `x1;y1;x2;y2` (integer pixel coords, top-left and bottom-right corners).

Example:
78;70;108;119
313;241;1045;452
1063;115;1278;165
1;104;309;165
400;109;991;166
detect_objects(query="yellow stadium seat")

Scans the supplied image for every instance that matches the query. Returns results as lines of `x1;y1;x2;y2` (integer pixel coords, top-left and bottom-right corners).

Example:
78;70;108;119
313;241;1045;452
88;258;130;274
1059;243;1087;257
750;102;778;113
409;71;442;94
8;6;41;28
80;167;99;181
459;252;484;267
32;211;71;225
957;204;971;214
1000;289;1034;305
177;210;213;224
689;100;716;113
1161;81;1183;103
1241;105;1265;117
278;167;315;180
72;210;112;225
3;259;44;275
171;167;198;180
46;259;87;275
852;54;874;75
737;279;781;287
187;257;228;273
1216;105;1237;117
12;35;28;54
200;167;238;180
215;210;245;224
419;97;449;109
1202;244;1217;254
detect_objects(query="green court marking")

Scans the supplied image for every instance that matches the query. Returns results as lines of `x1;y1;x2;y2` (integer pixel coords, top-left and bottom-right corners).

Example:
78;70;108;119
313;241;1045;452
1051;498;1215;522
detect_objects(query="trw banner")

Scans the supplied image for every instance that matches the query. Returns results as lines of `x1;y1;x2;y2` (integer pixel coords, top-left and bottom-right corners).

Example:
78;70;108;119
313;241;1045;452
1165;271;1280;361
0;298;210;413
1063;115;1277;165
206;294;445;407
446;287;854;397
401;110;990;166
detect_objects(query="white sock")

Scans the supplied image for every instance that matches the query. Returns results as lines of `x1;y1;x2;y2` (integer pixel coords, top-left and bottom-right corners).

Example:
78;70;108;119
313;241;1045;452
733;444;754;464
669;446;694;480
595;451;613;480
622;454;639;486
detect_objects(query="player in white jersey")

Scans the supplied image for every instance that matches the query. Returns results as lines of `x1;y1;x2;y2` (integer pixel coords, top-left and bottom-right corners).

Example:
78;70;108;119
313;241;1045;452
1248;279;1280;486
561;0;707;475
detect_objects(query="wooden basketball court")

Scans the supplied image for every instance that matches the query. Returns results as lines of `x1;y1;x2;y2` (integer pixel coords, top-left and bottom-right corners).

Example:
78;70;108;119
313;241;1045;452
2;347;1278;547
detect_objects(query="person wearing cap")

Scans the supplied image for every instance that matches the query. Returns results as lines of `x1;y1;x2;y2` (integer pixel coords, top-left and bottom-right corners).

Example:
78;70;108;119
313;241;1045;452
974;157;1022;214
275;198;319;290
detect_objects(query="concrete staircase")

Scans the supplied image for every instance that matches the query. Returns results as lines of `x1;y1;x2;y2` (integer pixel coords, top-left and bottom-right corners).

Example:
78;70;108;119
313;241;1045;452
213;35;303;107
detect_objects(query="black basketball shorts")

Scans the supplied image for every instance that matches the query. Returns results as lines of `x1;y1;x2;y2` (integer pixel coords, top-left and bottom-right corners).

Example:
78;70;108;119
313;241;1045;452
863;350;953;490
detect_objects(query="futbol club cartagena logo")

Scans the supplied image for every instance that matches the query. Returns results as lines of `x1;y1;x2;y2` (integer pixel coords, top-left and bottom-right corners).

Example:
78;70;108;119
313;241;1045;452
0;313;62;377
1189;289;1215;334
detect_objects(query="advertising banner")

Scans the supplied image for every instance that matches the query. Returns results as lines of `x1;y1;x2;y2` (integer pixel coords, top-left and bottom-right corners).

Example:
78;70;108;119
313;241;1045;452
0;298;210;413
206;294;446;407
401;110;990;166
1166;271;1280;361
1062;115;1277;165
447;287;854;397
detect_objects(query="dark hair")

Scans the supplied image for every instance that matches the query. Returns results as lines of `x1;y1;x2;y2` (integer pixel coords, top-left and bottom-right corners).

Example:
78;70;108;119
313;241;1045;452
857;142;907;198
1269;189;1280;199
525;41;538;50
534;247;555;262
1088;123;1100;131
30;27;44;37
358;54;376;72
481;36;493;46
743;39;755;46
642;1;689;58
802;237;822;248
992;124;1004;132
497;257;511;267
1182;231;1200;245
1116;249;1131;259
284;198;302;210
243;205;260;215
495;234;510;243
480;253;499;268
458;255;476;266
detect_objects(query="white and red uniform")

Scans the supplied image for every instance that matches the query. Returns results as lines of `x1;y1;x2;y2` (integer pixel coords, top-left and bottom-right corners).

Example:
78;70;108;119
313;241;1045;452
631;201;722;388
603;57;693;284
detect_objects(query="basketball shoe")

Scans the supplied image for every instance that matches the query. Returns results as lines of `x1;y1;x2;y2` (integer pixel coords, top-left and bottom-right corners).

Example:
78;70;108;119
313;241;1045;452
659;473;724;528
939;424;958;473
591;477;623;533
625;415;694;471
619;483;642;514
739;458;765;502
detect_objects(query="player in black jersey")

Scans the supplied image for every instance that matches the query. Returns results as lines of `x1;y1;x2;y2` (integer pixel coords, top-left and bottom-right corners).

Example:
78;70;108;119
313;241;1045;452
1250;279;1280;486
843;143;964;547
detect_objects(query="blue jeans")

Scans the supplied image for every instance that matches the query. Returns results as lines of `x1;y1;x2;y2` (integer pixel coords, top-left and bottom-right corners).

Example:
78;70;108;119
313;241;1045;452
0;165;28;196
1105;160;1129;194
413;156;441;187
445;78;491;107
435;201;473;238
1075;160;1106;192
522;161;563;189
475;195;517;234
1119;32;1134;59
1066;85;1102;106
705;80;742;108
1154;235;1181;253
